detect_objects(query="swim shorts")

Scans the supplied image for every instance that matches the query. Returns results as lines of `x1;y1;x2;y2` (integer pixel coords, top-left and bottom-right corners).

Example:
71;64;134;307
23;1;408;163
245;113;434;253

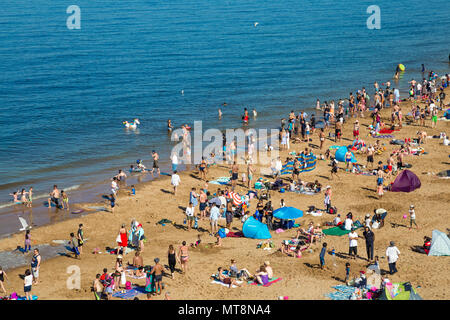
232;173;238;180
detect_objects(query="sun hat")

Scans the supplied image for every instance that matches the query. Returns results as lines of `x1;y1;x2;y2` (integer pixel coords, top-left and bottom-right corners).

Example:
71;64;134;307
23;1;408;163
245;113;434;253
117;255;123;259
390;241;395;246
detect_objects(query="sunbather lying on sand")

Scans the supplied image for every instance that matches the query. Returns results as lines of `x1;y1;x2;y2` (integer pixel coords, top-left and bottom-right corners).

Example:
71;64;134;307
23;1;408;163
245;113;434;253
217;267;243;288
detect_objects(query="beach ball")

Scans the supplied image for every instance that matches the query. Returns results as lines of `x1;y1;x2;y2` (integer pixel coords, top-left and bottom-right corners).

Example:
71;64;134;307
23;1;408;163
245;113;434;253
402;214;407;219
398;64;405;71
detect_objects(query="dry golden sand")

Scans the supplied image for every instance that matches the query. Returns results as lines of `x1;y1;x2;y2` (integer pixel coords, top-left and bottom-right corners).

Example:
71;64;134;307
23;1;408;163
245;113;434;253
0;89;449;300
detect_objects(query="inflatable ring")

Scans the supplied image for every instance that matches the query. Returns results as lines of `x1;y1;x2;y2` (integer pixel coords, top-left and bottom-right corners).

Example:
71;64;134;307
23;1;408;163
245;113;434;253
398;64;405;71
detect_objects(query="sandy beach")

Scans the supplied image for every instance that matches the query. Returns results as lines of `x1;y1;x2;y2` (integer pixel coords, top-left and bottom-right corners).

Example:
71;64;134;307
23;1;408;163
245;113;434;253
0;86;449;300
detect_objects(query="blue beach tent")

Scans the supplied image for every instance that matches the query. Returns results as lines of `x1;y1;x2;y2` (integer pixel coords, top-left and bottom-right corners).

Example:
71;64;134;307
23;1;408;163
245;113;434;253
242;217;272;239
273;207;304;220
335;146;357;163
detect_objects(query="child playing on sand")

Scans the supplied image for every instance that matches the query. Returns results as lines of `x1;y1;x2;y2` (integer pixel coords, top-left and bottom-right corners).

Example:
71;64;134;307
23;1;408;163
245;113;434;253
320;242;327;270
61;190;69;210
24;230;31;253
409;204;418;230
0;266;8;294
345;262;351;285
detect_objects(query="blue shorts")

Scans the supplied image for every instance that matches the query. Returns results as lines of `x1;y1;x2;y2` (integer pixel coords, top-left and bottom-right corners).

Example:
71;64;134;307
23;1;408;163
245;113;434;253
377;178;383;185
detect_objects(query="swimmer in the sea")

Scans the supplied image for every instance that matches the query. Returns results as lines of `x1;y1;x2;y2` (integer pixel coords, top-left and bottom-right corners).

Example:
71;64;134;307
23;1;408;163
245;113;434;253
218;108;222;119
167;119;173;132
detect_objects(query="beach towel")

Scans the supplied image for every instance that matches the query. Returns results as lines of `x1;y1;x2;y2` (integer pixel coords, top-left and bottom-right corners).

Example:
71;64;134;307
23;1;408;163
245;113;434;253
156;219;172;225
226;231;244;238
209;177;231;185
210;274;243;288
126;273;146;280
372;134;394;139
112;285;147;299
306;210;323;217
323;224;362;236
16;295;38;301
248;277;282;287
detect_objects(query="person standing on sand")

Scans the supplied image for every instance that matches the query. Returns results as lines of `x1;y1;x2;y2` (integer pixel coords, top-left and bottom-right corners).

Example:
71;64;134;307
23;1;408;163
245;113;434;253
150;258;164;295
363;226;375;263
93;274;103;300
177;241;189;274
386;241;400;275
77;224;85;255
231;161;239;191
409;204;418;230
199;157;207;180
0;266;8;294
170;152;178;173
185;202;195;230
151;150;160;176
209;203;220;235
23;269;33;300
348;228;359;260
324;186;332;213
366;145;375;169
335;120;342;143
318;128;325;150
171;170;181;195
31;249;41;285
247;162;254;189
199;190;207;220
330;157;339;180
24;230;31;253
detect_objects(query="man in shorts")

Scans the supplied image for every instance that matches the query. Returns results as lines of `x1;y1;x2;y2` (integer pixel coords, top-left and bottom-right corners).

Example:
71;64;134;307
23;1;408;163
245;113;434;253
185;202;195;230
151;150;160;175
150;258;164;295
30;249;41;284
231;161;239;191
366;145;375;169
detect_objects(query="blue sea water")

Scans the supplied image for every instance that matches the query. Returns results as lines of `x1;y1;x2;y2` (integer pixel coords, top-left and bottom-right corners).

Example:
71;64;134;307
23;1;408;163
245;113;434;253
0;0;449;207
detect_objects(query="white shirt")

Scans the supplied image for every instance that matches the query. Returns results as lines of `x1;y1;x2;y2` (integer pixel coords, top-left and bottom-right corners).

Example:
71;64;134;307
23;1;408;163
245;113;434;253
344;218;353;231
171;154;178;165
210;206;220;221
386;246;400;263
275;160;282;171
219;196;227;207
333;216;341;225
185;206;194;217
349;231;358;247
409;209;415;219
171;174;181;186
24;274;33;287
365;218;372;228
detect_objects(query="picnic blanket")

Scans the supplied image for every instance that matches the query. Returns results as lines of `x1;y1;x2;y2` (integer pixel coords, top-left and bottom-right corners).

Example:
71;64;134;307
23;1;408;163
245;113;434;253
323;222;363;236
112;285;147;299
248;277;282;287
324;285;356;300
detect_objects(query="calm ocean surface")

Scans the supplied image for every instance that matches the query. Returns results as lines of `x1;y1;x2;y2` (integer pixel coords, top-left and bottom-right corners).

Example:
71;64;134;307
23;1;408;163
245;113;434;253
0;0;449;207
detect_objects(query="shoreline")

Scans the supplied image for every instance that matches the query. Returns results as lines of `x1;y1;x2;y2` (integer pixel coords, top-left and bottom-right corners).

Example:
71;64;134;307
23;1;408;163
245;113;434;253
0;74;449;300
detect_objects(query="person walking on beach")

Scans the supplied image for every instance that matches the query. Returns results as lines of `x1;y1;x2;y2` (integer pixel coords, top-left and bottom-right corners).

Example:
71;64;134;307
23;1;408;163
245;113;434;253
70;232;80;259
199;157;207;180
386;241;400;275
117;223;128;252
31;249;41;285
77;224;85;255
409;205;418;230
319;242;327;270
151;150;160;176
177;241;189;274
199;190;207;220
330;157;339;180
171;170;181;195
363;226;375;263
170;152;178;173
0;266;8;294
168;245;177;279
247;162;254;189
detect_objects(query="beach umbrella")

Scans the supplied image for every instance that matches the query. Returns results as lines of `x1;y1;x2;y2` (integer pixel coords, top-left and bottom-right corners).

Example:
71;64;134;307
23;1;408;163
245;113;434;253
228;191;243;206
208;197;222;206
273;207;303;220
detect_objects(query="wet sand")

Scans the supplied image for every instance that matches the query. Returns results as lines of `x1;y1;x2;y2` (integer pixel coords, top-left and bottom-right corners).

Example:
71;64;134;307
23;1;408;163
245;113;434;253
0;87;449;300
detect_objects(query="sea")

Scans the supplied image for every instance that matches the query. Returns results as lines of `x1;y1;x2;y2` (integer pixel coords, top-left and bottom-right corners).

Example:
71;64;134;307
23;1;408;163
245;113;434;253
0;0;449;235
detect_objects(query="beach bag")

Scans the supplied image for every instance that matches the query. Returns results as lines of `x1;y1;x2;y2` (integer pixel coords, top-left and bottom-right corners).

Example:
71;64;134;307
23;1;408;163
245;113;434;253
120;271;126;286
328;206;337;215
116;234;121;243
125;281;132;290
